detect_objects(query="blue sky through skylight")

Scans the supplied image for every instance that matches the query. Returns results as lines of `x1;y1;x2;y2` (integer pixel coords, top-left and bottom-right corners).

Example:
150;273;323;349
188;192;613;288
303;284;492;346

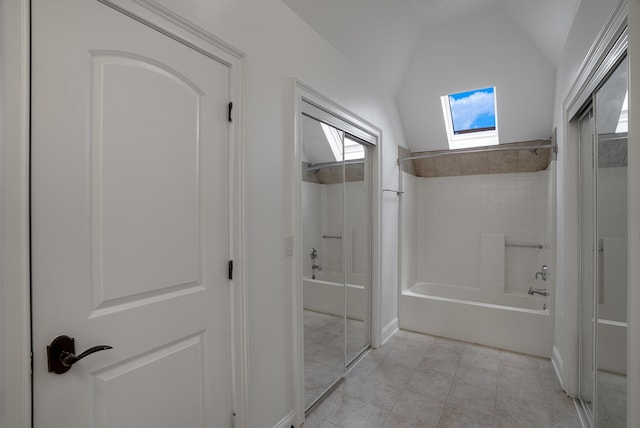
448;87;496;134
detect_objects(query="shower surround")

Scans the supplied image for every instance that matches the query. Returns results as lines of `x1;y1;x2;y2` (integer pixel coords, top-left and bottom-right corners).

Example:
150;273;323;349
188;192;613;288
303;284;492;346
399;158;556;357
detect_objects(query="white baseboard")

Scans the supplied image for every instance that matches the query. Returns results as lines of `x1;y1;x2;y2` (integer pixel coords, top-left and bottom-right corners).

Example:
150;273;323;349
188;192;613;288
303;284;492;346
381;317;398;345
274;410;296;428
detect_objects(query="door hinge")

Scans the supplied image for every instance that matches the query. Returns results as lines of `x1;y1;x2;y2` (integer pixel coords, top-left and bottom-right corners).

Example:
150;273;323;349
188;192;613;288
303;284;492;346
228;260;233;280
30;351;33;374
228;102;233;123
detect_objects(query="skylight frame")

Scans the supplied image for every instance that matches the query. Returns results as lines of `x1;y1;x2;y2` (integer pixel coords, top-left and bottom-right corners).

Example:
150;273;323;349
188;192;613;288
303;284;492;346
441;86;500;150
321;123;365;162
615;91;628;133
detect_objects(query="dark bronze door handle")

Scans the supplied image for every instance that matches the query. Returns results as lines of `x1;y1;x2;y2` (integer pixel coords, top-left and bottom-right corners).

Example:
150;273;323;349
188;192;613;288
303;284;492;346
47;335;113;374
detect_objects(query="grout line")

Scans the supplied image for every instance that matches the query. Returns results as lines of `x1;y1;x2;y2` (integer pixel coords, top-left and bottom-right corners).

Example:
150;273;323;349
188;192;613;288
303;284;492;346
435;356;458;428
494;361;499;427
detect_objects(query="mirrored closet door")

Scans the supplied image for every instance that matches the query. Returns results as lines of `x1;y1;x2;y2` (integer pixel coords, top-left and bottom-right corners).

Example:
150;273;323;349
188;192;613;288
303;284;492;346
300;101;372;411
578;50;628;428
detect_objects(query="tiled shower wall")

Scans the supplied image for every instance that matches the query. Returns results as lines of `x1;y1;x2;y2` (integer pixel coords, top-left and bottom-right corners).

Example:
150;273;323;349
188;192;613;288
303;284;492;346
403;170;550;295
302;180;368;285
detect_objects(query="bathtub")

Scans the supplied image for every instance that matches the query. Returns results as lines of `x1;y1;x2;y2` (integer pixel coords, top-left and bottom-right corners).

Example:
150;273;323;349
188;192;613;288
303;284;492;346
303;276;366;321
400;282;552;357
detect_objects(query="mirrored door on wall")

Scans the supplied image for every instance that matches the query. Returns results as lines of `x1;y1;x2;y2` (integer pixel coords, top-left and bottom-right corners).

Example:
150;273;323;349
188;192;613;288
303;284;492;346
343;134;371;365
578;107;595;417
301;115;345;411
577;52;628;427
300;104;372;412
595;54;628;428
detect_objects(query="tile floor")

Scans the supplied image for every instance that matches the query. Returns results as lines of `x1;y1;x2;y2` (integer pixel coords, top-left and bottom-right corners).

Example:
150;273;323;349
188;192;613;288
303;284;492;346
303;329;580;428
597;371;627;427
304;310;367;408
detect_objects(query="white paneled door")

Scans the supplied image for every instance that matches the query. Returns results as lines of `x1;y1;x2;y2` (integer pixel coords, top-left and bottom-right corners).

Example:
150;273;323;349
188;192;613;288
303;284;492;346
31;1;235;427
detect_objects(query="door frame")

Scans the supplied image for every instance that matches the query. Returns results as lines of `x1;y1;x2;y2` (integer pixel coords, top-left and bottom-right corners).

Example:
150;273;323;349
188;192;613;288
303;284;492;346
0;1;248;427
1;1;32;427
291;80;382;426
559;0;628;400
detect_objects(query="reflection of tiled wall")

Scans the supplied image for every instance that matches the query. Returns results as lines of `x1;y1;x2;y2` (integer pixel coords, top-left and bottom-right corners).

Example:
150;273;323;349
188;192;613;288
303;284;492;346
302;162;364;184
598;133;627;167
398;146;416;175
401;140;552;178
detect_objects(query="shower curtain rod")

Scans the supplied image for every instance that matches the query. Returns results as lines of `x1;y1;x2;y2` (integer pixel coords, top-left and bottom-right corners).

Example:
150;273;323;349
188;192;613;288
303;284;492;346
397;142;557;165
303;159;364;171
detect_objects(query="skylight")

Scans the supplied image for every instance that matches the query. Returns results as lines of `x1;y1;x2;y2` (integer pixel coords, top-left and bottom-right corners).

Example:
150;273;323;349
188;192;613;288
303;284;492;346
615;91;628;133
441;86;499;149
321;123;365;161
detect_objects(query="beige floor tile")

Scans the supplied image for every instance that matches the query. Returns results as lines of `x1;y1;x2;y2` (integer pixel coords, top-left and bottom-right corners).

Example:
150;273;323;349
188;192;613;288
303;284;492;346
328;398;389;428
302;411;330;428
305;329;581;428
367;362;414;389
438;403;495;428
343;377;402;412
405;369;453;401
425;343;463;364
307;384;348;421
497;372;545;403
381;410;438;428
453;364;498;391
391;389;444;426
446;381;496;418
383;346;428;370
459;344;500;371
498;349;542;369
418;356;458;376
496;395;550;428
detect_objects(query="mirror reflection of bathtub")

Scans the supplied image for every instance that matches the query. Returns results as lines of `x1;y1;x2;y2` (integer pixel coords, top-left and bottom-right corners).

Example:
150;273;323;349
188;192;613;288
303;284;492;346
300;104;373;412
303;274;366;321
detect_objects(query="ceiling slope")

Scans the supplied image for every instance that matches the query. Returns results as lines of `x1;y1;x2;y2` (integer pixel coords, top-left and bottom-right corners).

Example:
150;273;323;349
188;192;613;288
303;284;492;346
281;0;580;96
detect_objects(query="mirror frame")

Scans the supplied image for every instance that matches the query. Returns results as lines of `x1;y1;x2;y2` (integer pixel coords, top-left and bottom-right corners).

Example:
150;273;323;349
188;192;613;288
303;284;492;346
291;80;382;426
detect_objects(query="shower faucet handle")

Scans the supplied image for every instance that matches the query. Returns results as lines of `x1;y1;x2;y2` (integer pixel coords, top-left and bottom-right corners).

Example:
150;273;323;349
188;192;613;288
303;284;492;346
535;264;548;281
310;248;318;259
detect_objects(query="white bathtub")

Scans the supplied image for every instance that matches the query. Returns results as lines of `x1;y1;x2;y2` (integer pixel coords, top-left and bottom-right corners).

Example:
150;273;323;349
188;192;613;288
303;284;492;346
303;276;366;321
400;282;552;357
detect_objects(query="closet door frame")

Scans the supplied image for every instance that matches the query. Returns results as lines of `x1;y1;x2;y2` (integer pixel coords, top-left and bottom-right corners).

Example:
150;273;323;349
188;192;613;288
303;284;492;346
563;4;631;426
560;1;627;399
291;80;381;426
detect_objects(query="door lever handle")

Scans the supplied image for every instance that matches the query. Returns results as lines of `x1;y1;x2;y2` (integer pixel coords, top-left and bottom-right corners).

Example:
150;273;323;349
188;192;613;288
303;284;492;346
47;335;113;374
60;345;113;367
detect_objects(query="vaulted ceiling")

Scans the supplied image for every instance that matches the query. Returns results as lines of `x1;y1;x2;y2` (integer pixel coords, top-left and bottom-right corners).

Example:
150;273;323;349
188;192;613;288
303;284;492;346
282;0;582;152
282;0;581;96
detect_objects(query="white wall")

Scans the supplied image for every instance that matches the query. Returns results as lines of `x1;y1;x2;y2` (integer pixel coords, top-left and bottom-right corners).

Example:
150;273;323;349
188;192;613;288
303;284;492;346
397;7;556;152
144;1;405;426
413;171;549;295
0;1;407;427
552;0;624;395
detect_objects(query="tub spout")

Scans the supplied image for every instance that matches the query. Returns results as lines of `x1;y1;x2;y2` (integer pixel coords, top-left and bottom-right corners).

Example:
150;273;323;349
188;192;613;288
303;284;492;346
528;287;549;296
312;264;322;271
